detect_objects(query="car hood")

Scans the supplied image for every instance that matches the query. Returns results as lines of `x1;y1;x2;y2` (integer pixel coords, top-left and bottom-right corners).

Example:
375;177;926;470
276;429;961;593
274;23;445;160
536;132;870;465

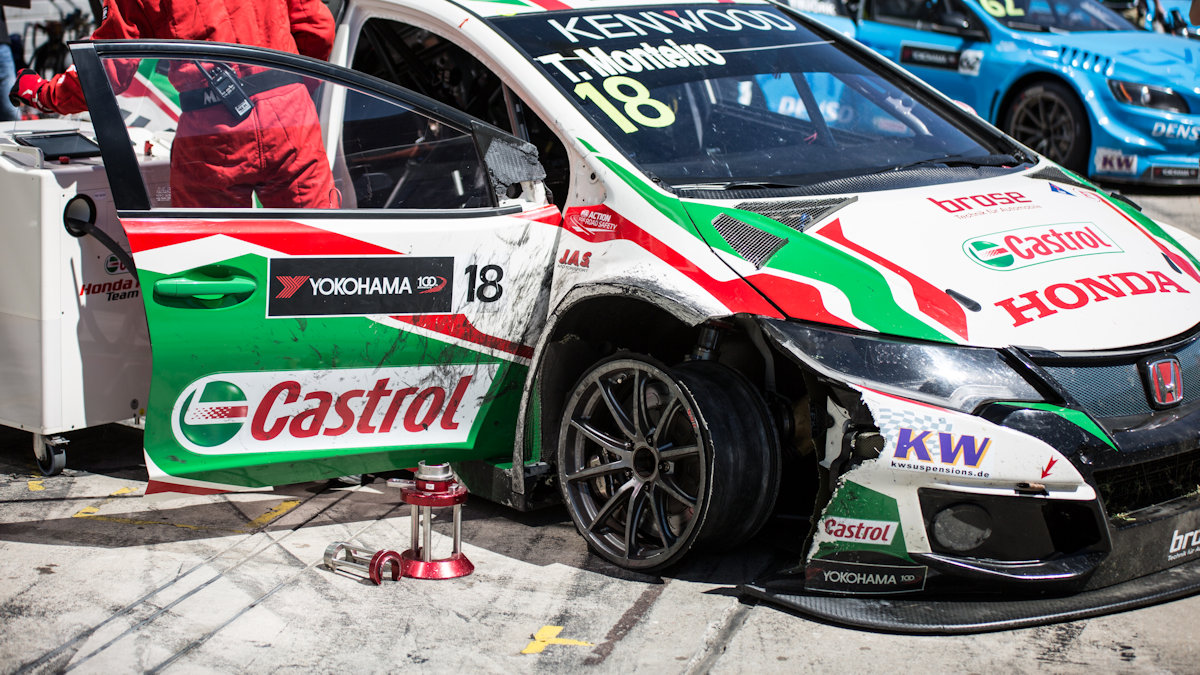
1042;31;1200;87
681;169;1200;351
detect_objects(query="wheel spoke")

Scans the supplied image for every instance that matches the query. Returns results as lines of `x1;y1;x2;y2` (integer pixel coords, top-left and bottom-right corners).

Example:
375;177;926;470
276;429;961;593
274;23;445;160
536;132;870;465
659;444;701;461
598;375;637;442
587;477;636;534
566;456;628;483
624;482;649;558
648;392;683;447
648;485;676;550
655;475;697;509
570;418;630;454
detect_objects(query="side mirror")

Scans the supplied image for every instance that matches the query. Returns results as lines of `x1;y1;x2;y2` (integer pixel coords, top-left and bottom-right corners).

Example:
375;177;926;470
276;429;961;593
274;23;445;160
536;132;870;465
63;194;96;238
932;11;988;39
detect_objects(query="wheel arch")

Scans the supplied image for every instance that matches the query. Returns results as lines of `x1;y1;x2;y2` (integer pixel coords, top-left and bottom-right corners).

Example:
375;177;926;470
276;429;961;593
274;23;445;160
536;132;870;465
995;70;1095;131
521;284;804;468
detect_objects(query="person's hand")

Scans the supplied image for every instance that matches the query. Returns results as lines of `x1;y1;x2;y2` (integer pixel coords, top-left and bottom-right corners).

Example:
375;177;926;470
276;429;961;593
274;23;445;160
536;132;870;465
9;68;49;110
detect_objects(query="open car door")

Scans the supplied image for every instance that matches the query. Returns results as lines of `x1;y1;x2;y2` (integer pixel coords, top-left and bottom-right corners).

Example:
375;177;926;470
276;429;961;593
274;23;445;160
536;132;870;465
71;40;560;495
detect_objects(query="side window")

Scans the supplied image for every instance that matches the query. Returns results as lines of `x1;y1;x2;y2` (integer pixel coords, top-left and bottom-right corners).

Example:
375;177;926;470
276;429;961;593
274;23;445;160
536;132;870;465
870;0;931;23
352;19;571;210
102;55;490;210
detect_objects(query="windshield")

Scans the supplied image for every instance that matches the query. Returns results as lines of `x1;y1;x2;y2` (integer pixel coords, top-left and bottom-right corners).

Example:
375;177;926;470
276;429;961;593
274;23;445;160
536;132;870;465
492;3;1013;191
978;0;1134;31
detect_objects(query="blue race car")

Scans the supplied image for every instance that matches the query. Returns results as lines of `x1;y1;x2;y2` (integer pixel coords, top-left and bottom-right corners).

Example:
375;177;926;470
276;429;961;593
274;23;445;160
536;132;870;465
848;0;1200;185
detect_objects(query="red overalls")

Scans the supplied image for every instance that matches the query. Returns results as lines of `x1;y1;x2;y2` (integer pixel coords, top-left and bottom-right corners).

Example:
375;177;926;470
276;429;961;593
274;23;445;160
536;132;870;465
36;0;337;209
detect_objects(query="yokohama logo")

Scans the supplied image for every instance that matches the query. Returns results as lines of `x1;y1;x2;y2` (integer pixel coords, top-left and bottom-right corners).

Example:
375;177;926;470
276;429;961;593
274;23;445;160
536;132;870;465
275;276;309;299
172;364;497;454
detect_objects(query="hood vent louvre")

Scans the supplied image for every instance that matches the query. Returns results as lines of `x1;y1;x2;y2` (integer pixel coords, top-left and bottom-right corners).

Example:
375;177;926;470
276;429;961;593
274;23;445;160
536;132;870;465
1027;166;1093;191
735;196;858;232
712;214;787;269
1059;47;1112;73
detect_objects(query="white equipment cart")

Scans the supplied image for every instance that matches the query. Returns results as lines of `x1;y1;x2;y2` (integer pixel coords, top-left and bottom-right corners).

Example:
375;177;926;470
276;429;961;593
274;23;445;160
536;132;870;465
0;119;168;474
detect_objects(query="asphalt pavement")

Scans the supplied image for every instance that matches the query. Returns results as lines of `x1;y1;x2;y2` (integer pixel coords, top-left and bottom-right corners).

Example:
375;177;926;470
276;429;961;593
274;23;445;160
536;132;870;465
1;188;1199;674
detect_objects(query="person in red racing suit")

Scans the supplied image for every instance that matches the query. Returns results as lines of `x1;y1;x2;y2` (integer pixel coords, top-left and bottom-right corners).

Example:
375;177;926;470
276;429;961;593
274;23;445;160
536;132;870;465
9;0;338;209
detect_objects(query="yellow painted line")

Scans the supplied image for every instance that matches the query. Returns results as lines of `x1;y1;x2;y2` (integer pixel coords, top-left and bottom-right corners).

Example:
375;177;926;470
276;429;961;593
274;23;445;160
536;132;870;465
521;626;593;655
27;480;45;491
70;488;300;534
238;500;301;532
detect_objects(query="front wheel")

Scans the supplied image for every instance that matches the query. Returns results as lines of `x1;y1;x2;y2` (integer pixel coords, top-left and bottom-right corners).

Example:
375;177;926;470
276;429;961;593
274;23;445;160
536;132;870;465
557;356;780;571
1002;81;1090;174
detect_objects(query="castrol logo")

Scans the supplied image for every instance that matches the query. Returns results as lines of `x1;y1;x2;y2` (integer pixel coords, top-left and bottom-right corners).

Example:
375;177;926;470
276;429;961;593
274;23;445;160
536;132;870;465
821;516;898;545
172;364;497;454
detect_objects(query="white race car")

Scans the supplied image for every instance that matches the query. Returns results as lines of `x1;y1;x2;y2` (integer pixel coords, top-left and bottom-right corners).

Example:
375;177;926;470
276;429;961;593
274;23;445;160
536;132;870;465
8;0;1200;628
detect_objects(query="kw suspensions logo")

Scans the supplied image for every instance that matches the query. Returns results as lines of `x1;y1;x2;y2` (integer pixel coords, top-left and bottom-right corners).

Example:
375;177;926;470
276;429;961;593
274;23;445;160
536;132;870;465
173;365;497;454
268;257;452;317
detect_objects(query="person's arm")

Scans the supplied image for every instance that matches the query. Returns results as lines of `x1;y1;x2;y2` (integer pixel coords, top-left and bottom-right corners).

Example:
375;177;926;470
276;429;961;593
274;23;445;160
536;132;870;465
1192;0;1200;25
9;0;143;114
288;0;336;61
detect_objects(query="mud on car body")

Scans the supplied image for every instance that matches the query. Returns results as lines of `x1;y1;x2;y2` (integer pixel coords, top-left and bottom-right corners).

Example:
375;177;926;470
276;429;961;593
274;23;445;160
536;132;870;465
64;0;1200;600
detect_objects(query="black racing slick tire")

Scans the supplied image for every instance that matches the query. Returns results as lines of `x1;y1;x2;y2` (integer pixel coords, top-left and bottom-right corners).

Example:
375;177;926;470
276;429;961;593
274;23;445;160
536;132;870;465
1002;81;1090;174
556;355;781;572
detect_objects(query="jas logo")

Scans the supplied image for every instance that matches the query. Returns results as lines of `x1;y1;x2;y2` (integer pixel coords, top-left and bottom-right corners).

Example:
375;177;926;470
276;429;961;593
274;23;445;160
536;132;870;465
171;365;497;454
558;249;592;268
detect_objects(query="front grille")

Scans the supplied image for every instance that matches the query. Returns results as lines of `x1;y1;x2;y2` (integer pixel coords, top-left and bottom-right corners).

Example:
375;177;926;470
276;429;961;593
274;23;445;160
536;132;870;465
1093;446;1200;516
1039;337;1200;419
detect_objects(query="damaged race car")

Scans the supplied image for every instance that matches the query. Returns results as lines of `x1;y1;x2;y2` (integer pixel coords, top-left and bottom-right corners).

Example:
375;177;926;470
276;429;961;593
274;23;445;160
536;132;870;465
47;0;1200;623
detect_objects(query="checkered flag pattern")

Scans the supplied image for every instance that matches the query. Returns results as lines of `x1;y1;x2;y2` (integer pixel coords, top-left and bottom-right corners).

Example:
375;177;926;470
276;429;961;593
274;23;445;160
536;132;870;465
867;402;953;452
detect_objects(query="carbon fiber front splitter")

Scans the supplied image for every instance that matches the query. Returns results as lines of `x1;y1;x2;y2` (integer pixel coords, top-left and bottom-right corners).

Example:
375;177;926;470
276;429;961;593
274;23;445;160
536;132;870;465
740;556;1200;634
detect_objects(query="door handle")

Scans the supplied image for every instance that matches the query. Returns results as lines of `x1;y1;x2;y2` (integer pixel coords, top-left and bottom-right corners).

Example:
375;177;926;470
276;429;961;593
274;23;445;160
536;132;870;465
153;275;257;300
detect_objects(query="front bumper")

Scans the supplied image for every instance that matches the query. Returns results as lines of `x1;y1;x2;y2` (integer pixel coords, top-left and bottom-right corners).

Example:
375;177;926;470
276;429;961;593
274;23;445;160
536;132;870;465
742;551;1200;634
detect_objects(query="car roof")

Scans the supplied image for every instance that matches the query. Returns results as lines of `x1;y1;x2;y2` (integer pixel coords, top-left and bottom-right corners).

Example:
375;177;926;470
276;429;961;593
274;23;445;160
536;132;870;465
436;0;773;18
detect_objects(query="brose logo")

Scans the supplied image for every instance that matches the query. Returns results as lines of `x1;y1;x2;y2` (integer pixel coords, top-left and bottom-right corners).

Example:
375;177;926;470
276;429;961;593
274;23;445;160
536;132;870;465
963;223;1119;271
172;365;497;454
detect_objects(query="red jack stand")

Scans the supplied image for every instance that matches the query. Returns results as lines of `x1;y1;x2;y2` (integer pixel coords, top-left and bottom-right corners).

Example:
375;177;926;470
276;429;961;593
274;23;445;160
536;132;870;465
397;462;474;579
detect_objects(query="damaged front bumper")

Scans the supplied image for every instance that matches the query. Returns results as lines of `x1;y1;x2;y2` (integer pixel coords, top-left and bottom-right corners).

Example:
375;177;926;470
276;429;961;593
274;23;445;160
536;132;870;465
754;318;1200;621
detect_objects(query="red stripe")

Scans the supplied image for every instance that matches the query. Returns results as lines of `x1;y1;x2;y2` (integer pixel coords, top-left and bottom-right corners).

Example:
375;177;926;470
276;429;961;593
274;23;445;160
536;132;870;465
514;204;563;226
620;222;784;318
146;480;229;496
816;219;968;339
527;0;572;9
394;314;535;359
1097;198;1200;284
123;220;399;256
121;77;180;123
858;384;945;410
741;273;854;328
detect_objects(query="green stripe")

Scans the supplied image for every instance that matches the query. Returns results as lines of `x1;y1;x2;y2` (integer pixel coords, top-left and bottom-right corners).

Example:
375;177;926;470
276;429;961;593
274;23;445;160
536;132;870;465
589;151;951;342
136;59;180;108
998;401;1116;450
